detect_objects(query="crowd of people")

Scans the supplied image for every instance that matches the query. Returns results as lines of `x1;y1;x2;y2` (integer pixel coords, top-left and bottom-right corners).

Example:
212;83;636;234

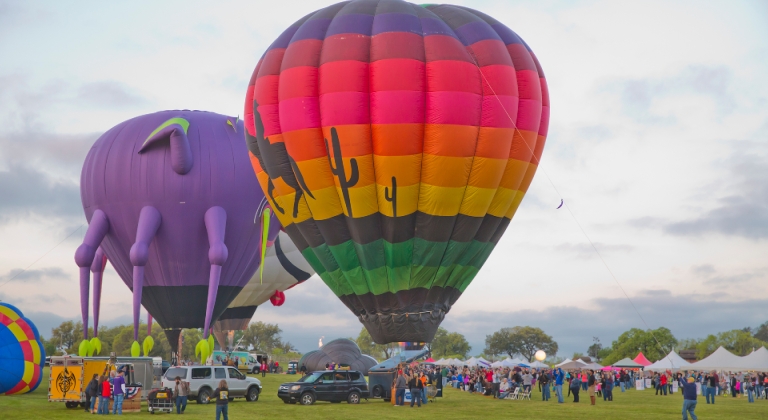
392;363;441;407
83;369;128;415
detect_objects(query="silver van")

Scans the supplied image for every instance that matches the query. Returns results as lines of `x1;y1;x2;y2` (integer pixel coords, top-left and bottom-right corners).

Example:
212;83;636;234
162;366;262;403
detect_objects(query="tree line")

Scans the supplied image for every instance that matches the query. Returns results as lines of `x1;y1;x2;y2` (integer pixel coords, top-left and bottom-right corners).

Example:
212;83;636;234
583;322;768;364
46;320;295;361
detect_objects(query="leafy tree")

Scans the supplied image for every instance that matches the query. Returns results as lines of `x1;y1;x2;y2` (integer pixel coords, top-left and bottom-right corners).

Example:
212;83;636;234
572;352;585;360
50;320;79;352
431;327;471;359
354;328;393;360
242;321;284;353
602;327;677;365
695;330;767;358
484;326;558;361
754;321;768;343
587;337;603;361
181;329;203;361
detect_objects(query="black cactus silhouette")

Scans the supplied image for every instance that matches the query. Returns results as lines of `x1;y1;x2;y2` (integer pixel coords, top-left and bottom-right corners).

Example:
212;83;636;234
325;127;359;217
385;176;397;218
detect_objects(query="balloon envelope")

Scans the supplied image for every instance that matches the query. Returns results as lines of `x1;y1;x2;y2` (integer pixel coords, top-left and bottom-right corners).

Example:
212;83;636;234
214;231;314;331
81;111;279;334
244;1;549;343
0;303;45;395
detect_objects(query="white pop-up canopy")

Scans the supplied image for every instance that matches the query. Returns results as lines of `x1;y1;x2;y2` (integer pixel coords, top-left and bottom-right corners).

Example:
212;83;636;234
739;347;768;371
529;361;550;369
502;358;528;367
645;351;691;371
689;346;745;371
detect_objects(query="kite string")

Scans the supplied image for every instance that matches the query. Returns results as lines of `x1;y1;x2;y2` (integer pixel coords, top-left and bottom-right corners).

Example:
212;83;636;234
0;223;85;290
467;51;677;369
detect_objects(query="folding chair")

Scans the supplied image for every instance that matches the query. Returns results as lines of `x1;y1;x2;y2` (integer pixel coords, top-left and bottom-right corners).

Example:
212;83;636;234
507;388;520;400
520;387;531;401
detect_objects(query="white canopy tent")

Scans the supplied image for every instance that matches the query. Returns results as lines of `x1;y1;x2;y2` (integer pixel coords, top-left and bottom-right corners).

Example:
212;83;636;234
529;361;549;369
689;347;745;371
502;358;528;367
464;357;478;367
476;357;492;367
556;358;586;367
738;347;768;371
434;358;449;366
491;360;504;368
645;351;691;371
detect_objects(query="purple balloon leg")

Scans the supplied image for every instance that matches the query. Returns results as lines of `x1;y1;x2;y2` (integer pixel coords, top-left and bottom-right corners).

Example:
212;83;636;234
130;206;161;342
203;206;228;339
75;209;110;340
90;248;106;337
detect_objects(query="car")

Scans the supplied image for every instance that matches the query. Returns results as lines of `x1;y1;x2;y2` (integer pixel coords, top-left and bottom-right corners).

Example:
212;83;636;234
162;366;262;404
278;370;369;405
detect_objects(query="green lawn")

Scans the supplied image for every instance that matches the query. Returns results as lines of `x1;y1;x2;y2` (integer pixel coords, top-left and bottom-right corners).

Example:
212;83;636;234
1;368;766;419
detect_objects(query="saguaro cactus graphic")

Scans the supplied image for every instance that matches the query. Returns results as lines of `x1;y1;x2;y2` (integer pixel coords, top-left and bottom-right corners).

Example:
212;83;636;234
325;127;359;217
385;176;397;218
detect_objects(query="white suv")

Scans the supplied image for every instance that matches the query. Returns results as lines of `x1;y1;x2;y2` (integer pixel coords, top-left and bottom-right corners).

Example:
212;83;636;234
162;366;262;403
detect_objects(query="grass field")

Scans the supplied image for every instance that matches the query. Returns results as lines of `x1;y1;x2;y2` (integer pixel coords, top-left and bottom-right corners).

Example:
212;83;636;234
1;368;766;419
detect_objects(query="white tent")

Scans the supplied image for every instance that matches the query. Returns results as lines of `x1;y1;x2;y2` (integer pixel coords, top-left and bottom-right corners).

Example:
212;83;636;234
645;351;691;371
739;347;768;371
556;358;586;367
491;360;504;368
689;346;745;371
434;358;449;366
464;357;478;367
502;358;527;367
529;361;549;369
476;357;492;367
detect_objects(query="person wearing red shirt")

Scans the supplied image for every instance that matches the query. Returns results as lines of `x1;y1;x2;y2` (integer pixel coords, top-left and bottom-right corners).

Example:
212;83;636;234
98;375;111;414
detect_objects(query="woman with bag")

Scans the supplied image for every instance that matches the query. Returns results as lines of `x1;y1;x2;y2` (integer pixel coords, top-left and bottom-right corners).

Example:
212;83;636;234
212;380;230;420
85;373;99;413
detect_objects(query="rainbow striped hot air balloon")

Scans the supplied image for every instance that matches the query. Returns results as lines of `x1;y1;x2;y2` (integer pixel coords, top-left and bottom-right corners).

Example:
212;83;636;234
0;303;45;395
244;0;549;343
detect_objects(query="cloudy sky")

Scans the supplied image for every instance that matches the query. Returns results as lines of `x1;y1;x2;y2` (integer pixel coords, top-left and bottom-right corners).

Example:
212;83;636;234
1;0;766;358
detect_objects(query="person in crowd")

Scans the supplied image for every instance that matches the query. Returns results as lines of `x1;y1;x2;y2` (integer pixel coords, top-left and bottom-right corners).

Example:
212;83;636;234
619;370;626;392
212;379;229;420
588;370;596;406
395;371;407;406
682;376;698;420
174;375;190;414
260;360;267;377
300;364;307;375
274;360;279;373
659;371;668;396
420;371;429;404
85;373;98;413
441;366;450;388
730;374;738;398
498;378;511;399
111;370;126;415
581;371;588;392
667;372;674;394
757;372;765;400
408;373;423;408
554;368;564;403
570;372;581;403
704;370;718;403
540;369;551;401
98;375;110;415
746;373;755;403
604;370;614;401
522;370;533;394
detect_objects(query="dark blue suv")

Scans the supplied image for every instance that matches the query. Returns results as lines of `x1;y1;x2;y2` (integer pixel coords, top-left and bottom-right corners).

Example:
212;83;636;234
278;370;369;405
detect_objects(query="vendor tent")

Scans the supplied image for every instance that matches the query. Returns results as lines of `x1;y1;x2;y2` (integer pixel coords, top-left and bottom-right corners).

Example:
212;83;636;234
558;361;588;370
529;361;549;369
434;358;448;365
645;351;690;371
476;357;492;367
611;358;644;369
689;346;745;371
464;357;478;367
556;358;573;367
582;362;603;370
633;352;653;366
740;347;768;371
491;360;503;368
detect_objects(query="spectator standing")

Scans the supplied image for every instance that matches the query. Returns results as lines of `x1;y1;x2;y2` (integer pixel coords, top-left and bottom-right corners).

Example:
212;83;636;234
540;370;550;401
588;370;596;406
174;375;190;414
704;371;718;404
112;370;126;415
260;361;267;377
408;373;423;408
681;377;698;420
570;374;582;403
98;375;110;415
212;379;230;420
554;368;564;403
85;373;99;413
395;372;407;406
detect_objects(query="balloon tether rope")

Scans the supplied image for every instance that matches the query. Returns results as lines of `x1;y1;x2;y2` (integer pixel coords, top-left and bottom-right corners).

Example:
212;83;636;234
467;48;677;369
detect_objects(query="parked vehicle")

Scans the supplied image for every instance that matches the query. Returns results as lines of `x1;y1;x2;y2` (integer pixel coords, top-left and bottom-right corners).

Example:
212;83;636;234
212;350;261;373
161;365;261;404
287;360;299;375
278;370;369;405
